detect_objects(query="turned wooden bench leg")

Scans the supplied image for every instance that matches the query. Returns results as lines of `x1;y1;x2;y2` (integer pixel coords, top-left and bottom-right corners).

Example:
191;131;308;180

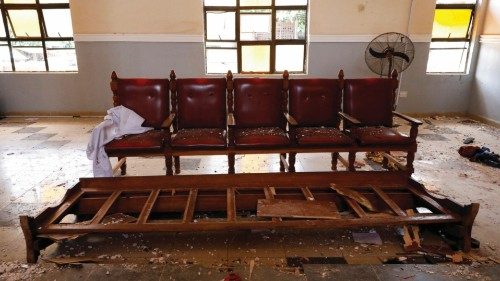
382;151;390;169
228;153;235;174
289;152;296;172
348;152;356;171
279;153;286;172
118;157;127;175
165;155;173;176
407;151;415;174
174;156;180;174
331;152;339;171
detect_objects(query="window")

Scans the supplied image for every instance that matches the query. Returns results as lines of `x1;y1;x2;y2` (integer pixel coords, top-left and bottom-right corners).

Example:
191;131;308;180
0;0;77;72
204;0;307;74
426;0;476;73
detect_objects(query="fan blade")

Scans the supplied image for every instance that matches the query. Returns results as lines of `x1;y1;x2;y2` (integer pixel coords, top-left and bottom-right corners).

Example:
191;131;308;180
369;48;387;59
392;51;410;63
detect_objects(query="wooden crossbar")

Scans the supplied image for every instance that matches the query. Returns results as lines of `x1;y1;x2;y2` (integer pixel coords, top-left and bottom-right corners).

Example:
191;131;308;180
137;190;160;224
301;187;315;201
90;191;121;224
46;190;84;225
372;186;406;216
344;197;367;218
183;188;198;223
227;187;236;222
408;186;451;214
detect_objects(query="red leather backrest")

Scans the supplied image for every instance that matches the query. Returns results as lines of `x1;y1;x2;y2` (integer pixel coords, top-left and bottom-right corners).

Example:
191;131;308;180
343;78;396;127
113;78;170;129
176;78;227;129
289;79;341;127
233;78;284;128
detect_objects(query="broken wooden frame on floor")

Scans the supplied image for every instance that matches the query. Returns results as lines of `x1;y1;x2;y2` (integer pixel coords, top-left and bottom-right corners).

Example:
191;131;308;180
20;171;479;263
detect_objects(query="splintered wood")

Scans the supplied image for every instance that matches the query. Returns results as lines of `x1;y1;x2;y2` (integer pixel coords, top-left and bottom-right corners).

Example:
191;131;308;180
256;199;340;219
330;184;376;212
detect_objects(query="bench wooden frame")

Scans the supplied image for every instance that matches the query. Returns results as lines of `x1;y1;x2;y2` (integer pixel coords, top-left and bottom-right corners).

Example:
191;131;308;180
21;171;479;263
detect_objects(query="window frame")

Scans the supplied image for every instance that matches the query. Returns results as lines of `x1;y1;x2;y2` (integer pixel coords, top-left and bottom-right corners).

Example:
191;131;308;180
427;3;476;74
0;0;75;72
203;0;308;74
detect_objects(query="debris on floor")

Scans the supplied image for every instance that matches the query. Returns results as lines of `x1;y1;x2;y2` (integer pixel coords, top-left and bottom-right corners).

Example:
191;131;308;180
352;230;383;245
463;137;475;144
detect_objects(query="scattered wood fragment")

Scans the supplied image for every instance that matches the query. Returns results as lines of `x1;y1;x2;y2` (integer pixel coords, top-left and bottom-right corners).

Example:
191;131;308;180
257;199;340;219
43;257;99;266
330;184;376;212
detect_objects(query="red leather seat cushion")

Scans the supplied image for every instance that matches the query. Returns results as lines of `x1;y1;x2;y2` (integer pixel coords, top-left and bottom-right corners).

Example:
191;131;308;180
105;130;165;152
295;127;353;146
171;128;226;148
351;126;411;145
234;127;290;147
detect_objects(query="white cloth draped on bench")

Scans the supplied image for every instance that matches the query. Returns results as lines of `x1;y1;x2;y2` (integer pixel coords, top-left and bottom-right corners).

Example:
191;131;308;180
86;106;153;177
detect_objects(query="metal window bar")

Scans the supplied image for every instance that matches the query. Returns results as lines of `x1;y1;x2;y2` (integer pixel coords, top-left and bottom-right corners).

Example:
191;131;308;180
0;0;74;72
204;0;308;74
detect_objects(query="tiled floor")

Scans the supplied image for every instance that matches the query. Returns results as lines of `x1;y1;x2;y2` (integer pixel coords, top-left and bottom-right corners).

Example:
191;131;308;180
0;116;499;280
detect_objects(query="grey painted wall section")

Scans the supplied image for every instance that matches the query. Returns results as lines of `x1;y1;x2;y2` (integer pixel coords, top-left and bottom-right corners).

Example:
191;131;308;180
308;42;473;114
0;41;473;115
469;42;500;123
0;42;205;115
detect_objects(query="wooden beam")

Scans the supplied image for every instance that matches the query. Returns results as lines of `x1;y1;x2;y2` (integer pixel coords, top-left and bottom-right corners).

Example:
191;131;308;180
90;191;121;224
183;189;198;223
41;214;459;234
372;186;406;216
344;197;367;218
407;187;451;215
338;154;349;170
227;187;236;222
137;190;160;224
112;158;127;175
279;154;289;171
46;190;84;225
301;187;315;201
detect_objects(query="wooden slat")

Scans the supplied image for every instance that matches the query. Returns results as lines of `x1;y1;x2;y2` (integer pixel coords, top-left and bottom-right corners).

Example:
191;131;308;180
112;158;127;175
381;152;407;171
257;199;340;219
46;190;85;225
227;187;236;222
79;171;410;191
279;154;289;171
372;186;406;216
337;155;349;169
407;187;451;214
344;197;367;218
137;190;160;224
90;191;121;224
42;213;459;234
301;187;315;201
183;188;198;223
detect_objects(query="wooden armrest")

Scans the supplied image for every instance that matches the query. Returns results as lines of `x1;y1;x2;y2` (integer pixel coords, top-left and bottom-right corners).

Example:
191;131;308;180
393;111;423;126
161;112;176;129
284;113;298;126
227;113;235;126
338;112;362;126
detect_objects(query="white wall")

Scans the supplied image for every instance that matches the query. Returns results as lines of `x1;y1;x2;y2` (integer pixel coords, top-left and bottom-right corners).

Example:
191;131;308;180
0;0;484;116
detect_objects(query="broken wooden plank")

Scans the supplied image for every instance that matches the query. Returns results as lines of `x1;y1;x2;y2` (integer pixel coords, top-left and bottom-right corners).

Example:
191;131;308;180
90;191;121;224
112;158;127;175
227;187;236;222
257;199;340;219
372;186;406;216
301;187;315;201
330;184;376;211
263;187;281;222
183;188;198;223
380;152;407;171
137;190;160;224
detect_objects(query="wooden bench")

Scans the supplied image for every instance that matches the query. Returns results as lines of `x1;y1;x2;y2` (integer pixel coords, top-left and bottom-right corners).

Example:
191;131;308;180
20;171;479;263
